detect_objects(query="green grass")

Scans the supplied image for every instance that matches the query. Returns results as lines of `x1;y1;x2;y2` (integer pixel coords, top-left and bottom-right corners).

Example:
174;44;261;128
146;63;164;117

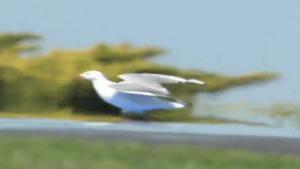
0;111;123;122
0;136;300;169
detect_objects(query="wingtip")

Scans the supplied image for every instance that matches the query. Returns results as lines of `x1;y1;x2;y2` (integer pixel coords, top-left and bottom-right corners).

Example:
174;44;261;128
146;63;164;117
187;79;205;85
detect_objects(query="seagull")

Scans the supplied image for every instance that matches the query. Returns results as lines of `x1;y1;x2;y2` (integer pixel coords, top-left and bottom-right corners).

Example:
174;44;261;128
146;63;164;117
79;70;205;114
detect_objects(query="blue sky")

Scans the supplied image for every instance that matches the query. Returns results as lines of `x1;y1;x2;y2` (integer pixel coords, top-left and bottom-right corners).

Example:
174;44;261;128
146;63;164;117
1;0;299;104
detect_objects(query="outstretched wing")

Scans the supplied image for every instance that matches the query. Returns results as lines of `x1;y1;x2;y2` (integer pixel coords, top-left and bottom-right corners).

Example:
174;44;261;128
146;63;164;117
118;73;205;85
109;83;169;97
112;73;205;96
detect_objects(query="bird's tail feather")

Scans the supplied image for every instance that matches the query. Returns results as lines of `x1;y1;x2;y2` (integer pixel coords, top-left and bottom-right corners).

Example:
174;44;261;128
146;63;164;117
170;101;185;109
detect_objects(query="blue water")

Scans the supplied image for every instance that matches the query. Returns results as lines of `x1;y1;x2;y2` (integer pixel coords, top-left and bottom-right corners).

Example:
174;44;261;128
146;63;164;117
0;118;300;138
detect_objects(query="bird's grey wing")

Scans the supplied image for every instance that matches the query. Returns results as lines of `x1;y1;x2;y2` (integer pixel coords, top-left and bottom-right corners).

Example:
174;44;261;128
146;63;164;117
118;73;205;85
109;83;169;97
115;91;184;107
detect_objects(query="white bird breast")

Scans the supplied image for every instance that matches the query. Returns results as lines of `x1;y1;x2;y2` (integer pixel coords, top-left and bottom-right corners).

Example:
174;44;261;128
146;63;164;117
92;80;117;100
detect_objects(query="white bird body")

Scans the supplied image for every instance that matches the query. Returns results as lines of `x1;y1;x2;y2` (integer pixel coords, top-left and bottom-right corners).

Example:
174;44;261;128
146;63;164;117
80;70;205;114
92;79;116;99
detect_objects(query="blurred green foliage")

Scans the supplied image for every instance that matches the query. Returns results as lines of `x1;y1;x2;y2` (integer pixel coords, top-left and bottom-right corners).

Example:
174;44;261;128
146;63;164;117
1;136;300;169
0;32;278;118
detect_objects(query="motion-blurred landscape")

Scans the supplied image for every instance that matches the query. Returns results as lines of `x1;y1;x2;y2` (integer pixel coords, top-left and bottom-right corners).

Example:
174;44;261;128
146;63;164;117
1;0;300;169
0;32;277;121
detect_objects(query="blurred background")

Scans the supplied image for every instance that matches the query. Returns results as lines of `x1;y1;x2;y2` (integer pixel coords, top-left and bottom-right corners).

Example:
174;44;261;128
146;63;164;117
1;0;300;169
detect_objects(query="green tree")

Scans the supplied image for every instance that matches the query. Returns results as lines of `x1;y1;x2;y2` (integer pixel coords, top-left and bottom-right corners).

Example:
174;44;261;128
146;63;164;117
0;33;278;119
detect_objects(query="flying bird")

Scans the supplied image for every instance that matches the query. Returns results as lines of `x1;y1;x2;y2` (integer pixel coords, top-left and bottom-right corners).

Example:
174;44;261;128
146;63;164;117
79;70;205;114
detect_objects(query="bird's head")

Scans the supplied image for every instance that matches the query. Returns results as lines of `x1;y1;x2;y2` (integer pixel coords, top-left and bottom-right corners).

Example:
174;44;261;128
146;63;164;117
79;70;105;81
